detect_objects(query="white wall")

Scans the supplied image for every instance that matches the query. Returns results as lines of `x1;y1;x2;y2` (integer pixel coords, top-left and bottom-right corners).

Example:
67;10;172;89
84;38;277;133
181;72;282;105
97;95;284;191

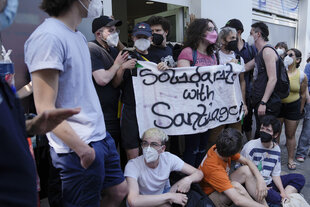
77;0;113;41
297;0;310;70
190;0;252;40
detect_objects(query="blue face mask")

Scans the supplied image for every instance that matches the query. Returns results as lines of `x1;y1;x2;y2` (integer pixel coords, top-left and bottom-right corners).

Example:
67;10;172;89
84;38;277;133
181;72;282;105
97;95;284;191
0;0;18;30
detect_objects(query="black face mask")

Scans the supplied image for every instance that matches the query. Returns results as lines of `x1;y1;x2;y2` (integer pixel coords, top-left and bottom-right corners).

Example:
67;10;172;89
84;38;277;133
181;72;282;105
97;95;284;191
225;39;238;51
152;33;164;46
260;131;273;143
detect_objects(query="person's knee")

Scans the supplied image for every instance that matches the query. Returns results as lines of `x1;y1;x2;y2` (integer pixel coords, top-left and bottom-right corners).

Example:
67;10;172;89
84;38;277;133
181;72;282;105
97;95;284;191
231;181;247;196
290;174;305;191
237;165;252;178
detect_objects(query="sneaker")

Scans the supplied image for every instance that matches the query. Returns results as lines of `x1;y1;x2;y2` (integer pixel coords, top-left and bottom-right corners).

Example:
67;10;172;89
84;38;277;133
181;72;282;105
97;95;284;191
296;157;305;162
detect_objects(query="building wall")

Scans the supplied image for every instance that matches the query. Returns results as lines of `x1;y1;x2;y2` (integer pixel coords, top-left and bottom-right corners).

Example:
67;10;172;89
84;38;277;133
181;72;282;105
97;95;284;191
190;0;253;41
298;0;310;69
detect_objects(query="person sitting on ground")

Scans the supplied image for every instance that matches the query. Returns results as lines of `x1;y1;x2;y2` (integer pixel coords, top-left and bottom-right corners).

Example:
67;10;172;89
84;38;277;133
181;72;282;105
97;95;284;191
125;128;203;207
200;128;269;207
239;115;305;206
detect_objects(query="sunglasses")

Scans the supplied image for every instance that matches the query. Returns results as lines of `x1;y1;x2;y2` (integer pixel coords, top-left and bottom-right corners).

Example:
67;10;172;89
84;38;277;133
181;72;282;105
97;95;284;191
287;53;294;57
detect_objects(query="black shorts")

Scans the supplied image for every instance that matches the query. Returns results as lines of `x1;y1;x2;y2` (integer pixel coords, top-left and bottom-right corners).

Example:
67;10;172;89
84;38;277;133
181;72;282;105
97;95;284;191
278;98;303;120
105;119;121;145
120;104;141;149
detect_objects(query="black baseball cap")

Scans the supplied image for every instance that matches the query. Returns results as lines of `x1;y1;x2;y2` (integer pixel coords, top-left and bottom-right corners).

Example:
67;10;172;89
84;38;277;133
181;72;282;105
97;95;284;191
224;19;244;32
92;16;122;33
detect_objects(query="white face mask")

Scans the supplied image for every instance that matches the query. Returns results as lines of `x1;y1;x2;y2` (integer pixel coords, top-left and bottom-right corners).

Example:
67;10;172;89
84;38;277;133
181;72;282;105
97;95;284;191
247;35;255;46
276;48;285;56
134;38;151;51
284;56;294;68
106;32;119;47
143;146;160;163
79;0;103;19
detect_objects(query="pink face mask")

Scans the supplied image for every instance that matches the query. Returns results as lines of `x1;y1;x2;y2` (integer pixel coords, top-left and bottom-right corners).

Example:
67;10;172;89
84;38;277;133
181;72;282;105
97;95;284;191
205;30;218;44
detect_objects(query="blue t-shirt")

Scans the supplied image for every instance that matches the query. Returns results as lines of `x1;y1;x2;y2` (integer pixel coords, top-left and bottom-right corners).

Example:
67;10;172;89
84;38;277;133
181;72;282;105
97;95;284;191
234;40;257;98
148;44;175;67
0;80;36;206
304;63;310;92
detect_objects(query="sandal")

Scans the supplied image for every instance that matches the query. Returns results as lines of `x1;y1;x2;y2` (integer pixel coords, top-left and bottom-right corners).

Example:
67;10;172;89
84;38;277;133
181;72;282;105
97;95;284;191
287;162;296;170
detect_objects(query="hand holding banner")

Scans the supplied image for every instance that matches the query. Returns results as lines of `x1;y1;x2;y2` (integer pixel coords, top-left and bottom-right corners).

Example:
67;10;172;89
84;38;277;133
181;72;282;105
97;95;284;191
132;61;244;136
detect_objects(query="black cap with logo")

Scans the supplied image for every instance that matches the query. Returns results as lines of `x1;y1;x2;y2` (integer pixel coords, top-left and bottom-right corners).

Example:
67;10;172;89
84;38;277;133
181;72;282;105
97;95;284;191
92;16;122;33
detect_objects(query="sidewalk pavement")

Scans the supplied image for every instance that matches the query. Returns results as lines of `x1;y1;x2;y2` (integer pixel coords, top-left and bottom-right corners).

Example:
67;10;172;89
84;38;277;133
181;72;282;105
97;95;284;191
279;119;310;203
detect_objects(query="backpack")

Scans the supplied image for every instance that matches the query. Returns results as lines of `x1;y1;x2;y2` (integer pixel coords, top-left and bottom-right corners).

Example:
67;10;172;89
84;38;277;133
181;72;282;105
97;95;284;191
261;45;290;99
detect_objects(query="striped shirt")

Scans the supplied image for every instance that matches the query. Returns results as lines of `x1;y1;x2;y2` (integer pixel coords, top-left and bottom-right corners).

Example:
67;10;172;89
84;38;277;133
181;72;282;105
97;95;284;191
241;139;281;185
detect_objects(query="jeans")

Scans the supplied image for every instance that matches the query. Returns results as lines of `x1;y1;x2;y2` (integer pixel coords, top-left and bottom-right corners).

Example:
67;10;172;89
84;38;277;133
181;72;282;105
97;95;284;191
296;103;310;158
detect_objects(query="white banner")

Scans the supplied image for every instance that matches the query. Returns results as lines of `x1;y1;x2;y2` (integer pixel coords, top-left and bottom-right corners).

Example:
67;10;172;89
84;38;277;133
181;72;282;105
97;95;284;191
132;61;244;136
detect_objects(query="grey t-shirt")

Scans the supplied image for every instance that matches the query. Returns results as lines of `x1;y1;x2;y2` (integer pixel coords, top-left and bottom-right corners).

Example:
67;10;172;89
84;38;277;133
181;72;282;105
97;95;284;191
25;18;106;153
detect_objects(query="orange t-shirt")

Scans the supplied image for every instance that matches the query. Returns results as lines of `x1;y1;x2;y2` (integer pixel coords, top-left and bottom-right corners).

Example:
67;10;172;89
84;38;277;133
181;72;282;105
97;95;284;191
199;145;240;195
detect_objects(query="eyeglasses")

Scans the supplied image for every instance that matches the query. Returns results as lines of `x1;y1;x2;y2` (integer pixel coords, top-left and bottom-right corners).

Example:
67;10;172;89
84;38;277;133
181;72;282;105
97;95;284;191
103;28;120;34
141;141;162;149
287;53;294;57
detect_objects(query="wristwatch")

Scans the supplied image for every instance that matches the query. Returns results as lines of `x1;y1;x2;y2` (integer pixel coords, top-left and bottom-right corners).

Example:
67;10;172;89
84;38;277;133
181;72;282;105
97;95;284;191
260;101;267;105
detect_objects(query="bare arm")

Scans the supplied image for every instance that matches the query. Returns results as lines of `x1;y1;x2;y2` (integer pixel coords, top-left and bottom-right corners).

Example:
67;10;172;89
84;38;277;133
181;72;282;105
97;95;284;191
126;177;188;207
238;156;267;201
92;51;128;86
224;188;266;207
300;75;308;113
244;59;255;71
239;73;248;115
31;69;95;169
111;58;137;88
170;163;203;193
177;59;191;67
272;176;288;200
17;81;33;99
258;48;278;116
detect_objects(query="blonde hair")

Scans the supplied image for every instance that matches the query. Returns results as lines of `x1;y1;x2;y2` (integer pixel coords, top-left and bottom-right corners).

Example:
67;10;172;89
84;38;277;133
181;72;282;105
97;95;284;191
142;128;169;145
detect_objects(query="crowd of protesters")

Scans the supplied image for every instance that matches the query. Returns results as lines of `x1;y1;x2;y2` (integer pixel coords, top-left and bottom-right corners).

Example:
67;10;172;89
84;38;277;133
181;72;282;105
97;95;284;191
1;0;310;206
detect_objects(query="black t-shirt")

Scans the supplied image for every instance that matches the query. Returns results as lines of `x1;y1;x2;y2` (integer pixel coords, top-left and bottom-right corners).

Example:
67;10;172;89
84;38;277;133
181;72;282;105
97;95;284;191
0;80;37;206
148;44;175;67
121;50;157;106
88;40;120;121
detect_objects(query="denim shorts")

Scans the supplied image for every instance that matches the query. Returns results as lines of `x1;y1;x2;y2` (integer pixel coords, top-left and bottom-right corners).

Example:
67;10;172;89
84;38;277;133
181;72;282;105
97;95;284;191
50;133;125;207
